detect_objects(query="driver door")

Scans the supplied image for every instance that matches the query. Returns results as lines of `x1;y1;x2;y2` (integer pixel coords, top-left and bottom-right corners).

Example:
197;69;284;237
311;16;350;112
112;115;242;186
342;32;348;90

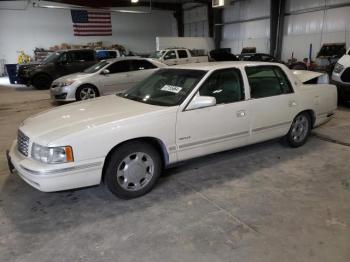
99;60;133;94
163;50;178;65
176;68;250;161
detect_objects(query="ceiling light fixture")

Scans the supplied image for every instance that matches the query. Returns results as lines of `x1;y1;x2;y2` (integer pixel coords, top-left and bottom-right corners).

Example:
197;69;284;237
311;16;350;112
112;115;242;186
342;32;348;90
131;0;139;3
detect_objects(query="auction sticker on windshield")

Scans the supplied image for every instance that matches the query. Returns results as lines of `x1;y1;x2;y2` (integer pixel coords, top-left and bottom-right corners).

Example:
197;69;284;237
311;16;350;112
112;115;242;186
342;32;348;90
161;85;182;93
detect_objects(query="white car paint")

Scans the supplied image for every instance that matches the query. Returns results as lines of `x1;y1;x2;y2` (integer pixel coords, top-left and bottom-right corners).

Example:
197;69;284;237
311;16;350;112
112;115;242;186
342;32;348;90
50;57;166;102
332;48;350;86
9;62;337;193
150;48;208;66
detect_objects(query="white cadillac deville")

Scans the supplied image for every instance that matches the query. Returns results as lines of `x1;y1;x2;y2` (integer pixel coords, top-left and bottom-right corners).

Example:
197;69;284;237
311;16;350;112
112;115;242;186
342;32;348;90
7;62;337;199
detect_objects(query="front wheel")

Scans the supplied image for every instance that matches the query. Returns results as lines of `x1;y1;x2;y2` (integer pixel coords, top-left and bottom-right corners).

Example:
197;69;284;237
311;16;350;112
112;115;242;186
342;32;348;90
286;112;311;147
76;85;99;101
104;142;162;199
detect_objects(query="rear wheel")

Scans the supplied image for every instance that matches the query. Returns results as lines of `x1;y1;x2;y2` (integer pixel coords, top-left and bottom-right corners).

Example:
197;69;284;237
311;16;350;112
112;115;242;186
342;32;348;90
32;74;52;90
104;142;162;199
76;85;99;101
286;112;311;147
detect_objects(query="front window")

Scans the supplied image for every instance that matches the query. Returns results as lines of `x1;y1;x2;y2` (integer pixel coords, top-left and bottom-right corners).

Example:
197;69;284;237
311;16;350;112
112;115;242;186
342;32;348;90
84;60;110;73
119;69;207;106
199;68;244;104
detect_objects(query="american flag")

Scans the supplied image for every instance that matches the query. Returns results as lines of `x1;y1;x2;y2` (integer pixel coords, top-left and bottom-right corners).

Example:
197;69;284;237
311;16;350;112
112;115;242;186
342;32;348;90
71;10;112;36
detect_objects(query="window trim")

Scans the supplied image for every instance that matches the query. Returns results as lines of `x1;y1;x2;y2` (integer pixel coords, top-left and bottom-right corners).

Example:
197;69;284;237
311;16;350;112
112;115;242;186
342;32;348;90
245;65;294;100
184;67;246;111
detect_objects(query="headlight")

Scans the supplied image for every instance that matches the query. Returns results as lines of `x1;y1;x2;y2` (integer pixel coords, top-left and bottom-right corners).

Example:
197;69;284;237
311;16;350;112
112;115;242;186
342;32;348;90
333;63;344;74
55;80;75;88
31;143;74;164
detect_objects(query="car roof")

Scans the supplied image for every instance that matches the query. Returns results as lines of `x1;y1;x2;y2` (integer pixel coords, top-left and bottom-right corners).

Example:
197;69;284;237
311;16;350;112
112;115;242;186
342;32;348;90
168;61;283;71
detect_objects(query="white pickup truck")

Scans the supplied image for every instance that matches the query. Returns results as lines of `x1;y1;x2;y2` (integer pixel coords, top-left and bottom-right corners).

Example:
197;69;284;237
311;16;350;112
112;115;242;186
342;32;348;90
149;48;208;66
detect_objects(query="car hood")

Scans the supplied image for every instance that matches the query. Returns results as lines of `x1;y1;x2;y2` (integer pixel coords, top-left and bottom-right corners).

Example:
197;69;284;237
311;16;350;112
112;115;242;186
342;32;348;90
337;54;350;67
20;95;167;144
54;72;92;83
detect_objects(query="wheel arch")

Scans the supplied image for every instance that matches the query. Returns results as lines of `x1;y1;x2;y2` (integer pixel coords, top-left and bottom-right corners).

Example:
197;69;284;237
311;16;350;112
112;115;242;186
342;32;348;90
76;83;100;98
296;109;316;128
101;137;169;182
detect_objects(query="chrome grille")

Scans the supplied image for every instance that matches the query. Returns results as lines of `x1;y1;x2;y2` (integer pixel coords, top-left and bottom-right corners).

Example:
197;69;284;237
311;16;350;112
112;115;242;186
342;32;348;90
17;130;29;156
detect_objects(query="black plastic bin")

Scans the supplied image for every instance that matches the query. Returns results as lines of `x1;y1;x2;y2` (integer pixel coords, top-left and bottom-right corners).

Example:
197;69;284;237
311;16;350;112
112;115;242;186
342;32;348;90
5;64;18;84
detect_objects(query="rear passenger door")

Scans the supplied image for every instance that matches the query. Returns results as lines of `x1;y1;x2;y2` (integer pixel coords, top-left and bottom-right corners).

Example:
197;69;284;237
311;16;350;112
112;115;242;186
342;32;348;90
246;65;298;144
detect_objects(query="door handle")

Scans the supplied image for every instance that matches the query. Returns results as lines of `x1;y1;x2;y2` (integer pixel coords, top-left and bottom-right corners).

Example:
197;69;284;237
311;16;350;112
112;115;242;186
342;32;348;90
288;100;297;107
236;110;246;117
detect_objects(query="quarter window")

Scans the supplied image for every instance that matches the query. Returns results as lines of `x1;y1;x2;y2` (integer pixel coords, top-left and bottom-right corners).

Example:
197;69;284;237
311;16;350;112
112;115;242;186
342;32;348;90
246;66;293;99
199;69;244;104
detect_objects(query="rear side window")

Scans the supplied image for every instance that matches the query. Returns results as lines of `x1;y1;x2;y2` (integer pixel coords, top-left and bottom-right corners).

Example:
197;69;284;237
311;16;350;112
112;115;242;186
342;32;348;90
177;50;188;59
131;60;157;70
246;66;293;99
107;60;131;73
199;68;244;104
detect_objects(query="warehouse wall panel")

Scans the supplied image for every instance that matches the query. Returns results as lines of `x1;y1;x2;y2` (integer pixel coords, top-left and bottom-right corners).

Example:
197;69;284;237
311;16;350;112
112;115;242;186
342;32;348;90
221;0;270;54
282;5;350;61
183;4;209;37
0;5;176;63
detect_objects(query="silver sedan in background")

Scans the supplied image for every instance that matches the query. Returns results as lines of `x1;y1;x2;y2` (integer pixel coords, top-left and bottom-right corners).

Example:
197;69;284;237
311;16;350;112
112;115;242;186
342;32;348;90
50;57;167;102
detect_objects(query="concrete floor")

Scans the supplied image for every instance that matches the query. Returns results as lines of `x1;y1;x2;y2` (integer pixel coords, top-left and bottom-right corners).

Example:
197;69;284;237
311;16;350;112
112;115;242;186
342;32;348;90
0;83;350;262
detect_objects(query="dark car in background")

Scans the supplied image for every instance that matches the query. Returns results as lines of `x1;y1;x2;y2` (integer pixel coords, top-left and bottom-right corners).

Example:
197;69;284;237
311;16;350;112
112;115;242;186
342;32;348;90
17;49;98;89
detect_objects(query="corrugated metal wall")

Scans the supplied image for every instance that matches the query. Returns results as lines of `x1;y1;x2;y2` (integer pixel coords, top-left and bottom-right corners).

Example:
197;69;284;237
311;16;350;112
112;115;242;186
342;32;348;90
220;0;350;60
183;4;209;37
221;0;271;54
282;0;350;61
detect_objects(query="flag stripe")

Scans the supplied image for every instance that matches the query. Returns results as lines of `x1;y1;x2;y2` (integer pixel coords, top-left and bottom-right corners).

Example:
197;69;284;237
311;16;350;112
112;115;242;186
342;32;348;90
71;10;112;36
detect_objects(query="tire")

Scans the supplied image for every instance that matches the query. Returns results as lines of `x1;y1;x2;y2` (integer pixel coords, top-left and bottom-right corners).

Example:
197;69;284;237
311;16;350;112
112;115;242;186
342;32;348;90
285;112;311;148
104;142;162;199
75;85;99;101
32;74;52;90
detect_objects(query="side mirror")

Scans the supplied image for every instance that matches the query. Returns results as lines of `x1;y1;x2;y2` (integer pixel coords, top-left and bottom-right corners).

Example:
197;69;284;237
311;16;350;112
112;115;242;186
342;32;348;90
186;96;216;110
101;69;110;75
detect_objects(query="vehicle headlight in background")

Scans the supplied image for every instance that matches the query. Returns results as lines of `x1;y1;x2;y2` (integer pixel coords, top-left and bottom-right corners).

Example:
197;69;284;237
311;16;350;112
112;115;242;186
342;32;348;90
333;63;344;74
31;143;74;164
59;80;75;87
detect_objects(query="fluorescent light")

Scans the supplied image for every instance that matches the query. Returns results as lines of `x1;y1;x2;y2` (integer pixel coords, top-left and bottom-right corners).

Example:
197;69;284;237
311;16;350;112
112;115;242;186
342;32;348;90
131;0;139;3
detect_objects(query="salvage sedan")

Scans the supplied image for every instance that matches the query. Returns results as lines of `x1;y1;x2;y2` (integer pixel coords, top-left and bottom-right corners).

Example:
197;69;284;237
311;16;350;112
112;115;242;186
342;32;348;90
7;62;337;199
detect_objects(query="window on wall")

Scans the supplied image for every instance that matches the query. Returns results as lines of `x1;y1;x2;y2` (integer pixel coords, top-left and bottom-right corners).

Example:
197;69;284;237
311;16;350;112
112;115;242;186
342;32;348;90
199;68;244;104
245;66;293;99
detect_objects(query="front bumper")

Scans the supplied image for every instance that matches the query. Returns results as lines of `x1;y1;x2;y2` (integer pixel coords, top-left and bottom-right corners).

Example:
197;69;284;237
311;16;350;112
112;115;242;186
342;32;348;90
50;84;77;102
8;141;103;192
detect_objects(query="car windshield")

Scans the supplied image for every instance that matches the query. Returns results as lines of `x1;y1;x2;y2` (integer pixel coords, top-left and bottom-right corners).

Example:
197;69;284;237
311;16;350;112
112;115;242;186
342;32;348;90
149;51;165;59
118;69;207;106
43;52;61;64
84;60;109;73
